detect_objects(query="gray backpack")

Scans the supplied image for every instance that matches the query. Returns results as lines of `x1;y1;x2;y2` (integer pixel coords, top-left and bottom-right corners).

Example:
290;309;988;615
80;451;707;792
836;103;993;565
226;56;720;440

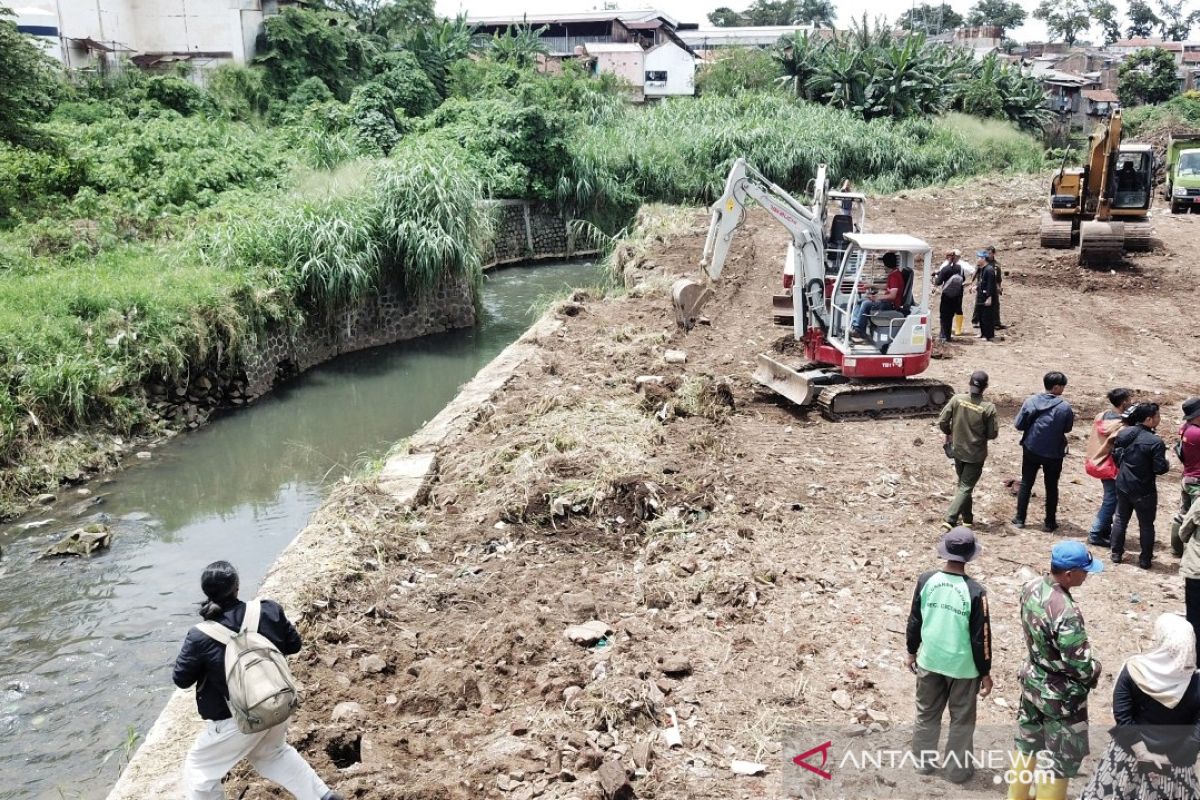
197;600;300;734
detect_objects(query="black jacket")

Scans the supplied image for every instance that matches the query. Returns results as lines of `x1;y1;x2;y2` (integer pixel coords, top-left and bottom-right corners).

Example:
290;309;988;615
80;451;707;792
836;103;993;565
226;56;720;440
1111;666;1200;766
172;598;302;721
1113;425;1170;500
975;263;997;301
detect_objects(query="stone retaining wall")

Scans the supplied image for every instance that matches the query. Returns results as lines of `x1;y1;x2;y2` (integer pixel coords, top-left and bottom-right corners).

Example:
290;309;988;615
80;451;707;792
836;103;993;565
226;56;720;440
482;199;599;268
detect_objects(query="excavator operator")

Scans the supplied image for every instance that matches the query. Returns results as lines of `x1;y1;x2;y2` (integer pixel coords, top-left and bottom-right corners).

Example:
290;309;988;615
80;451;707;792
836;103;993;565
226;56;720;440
851;251;904;342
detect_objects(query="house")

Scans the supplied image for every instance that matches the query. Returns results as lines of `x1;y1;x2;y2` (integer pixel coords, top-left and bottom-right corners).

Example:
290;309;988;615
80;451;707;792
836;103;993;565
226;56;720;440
469;9;698;97
4;0;280;71
1031;66;1098;130
1081;88;1120;118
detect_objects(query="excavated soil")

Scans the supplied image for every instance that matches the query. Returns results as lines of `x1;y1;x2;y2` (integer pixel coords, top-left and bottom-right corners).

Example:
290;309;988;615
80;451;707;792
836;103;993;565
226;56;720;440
231;177;1200;800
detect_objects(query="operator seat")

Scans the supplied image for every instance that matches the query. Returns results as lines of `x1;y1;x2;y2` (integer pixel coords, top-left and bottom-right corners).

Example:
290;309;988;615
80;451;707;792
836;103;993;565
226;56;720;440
829;214;854;247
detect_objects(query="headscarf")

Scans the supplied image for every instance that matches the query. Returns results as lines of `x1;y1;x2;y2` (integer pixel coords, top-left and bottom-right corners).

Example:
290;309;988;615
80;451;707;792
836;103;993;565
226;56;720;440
1126;614;1197;709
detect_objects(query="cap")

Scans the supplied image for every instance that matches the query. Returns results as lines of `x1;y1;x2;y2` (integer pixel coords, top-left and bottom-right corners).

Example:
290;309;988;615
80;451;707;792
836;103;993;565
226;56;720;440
976;249;989;259
1051;540;1104;573
1184;397;1200;422
969;370;989;389
937;527;980;563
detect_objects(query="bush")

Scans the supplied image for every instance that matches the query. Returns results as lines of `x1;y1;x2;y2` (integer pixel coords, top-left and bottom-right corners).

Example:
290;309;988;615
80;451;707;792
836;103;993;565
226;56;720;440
0;142;85;224
144;75;208;115
695;47;782;96
374;50;439;117
205;64;270;120
288;76;335;109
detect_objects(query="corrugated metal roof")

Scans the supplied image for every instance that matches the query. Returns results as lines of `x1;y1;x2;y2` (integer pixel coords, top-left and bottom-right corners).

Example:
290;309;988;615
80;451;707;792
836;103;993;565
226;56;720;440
583;43;645;54
467;9;678;28
1082;89;1119;102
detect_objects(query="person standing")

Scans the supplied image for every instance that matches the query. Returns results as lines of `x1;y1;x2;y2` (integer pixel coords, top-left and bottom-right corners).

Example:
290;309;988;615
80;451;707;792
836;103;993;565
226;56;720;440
1170;397;1200;557
1078;614;1200;800
972;251;998;341
933;250;966;342
1005;541;1103;800
905;527;992;784
1111;403;1170;568
1012;372;1075;532
937;370;999;529
1177;495;1200;641
1084;388;1132;547
987;246;1006;330
173;561;344;800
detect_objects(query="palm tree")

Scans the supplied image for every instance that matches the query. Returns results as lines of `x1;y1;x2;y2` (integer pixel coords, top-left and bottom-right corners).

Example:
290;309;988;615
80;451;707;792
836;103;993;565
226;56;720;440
408;14;477;97
489;22;550;68
774;30;825;98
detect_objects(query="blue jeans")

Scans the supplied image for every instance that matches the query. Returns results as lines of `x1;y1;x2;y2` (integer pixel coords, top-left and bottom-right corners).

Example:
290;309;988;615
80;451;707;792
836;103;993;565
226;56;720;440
1088;479;1116;540
852;298;895;334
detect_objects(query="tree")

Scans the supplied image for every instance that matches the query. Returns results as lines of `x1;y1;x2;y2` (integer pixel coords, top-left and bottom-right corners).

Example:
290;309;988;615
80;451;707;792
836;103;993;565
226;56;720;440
408;15;476;98
1034;0;1092;46
0;8;61;147
257;7;376;100
1157;0;1200;40
1126;0;1162;37
489;23;550;68
1090;1;1121;43
897;3;964;34
966;0;1027;34
696;47;781;95
708;6;744;26
324;0;434;39
1118;46;1180;104
795;0;837;26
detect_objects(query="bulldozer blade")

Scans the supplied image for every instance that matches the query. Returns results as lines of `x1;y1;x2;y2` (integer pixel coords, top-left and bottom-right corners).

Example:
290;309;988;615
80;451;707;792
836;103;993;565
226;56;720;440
771;294;795;326
671;278;712;330
752;353;817;408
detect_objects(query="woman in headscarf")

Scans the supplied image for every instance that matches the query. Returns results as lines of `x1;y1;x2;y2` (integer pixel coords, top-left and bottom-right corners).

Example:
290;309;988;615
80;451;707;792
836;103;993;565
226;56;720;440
1079;613;1200;799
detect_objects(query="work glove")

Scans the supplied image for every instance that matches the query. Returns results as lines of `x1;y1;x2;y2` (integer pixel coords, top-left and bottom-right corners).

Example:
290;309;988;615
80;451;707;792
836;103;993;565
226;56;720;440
1131;741;1171;770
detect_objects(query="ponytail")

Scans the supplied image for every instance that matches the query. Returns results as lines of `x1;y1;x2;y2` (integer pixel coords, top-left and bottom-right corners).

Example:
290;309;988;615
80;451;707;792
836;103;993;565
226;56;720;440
198;560;239;620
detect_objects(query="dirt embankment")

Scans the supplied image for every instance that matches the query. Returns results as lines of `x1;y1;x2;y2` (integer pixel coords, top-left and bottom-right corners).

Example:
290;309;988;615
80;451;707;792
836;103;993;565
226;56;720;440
232;178;1200;800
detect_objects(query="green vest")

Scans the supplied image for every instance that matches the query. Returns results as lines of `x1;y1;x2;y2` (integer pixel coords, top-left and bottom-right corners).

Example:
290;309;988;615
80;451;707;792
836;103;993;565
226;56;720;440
916;571;978;679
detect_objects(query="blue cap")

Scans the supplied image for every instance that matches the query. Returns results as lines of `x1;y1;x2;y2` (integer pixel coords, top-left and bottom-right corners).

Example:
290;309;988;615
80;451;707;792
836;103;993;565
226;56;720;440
976;249;989;259
1051;541;1104;573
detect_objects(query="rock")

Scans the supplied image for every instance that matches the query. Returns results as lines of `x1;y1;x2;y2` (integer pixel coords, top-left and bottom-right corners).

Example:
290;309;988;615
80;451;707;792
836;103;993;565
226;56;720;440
40;524;112;558
831;689;853;710
663;349;687;364
565;620;611;646
866;708;890;724
331;701;365;721
575;747;604;771
35;494;56;506
74;488;91;498
631;740;653;770
635;375;664;387
511;720;530;736
496;774;513;791
730;759;767;776
597;759;635;800
656;654;692;677
562;591;597;618
359;654;388;674
135;451;152;460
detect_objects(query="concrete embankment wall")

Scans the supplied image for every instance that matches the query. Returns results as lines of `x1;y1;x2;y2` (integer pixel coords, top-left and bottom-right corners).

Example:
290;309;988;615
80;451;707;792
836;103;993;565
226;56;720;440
106;314;567;798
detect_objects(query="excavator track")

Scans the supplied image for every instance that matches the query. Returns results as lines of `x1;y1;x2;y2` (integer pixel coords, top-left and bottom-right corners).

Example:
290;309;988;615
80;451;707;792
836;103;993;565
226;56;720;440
816;378;953;421
1123;221;1153;252
1078;220;1125;266
1039;214;1075;249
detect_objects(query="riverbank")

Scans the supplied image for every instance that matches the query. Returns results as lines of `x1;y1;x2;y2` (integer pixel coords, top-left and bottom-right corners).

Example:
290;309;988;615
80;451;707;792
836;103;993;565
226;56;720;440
184;177;1200;800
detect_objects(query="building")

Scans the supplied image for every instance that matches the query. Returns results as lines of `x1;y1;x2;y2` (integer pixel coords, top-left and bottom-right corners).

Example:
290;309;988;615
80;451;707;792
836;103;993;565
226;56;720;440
469;9;698;99
677;24;820;52
5;0;279;72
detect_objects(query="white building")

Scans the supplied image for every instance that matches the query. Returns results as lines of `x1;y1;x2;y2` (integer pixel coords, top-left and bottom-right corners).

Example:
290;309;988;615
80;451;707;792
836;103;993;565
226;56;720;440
644;41;694;97
5;0;278;71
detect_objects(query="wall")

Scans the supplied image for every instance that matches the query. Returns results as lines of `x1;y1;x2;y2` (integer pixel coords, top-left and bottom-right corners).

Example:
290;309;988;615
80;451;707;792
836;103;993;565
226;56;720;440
480;200;600;269
644;41;695;97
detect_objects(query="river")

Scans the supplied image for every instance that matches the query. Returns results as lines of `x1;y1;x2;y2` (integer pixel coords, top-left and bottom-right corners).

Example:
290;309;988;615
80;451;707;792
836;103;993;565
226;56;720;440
0;260;602;800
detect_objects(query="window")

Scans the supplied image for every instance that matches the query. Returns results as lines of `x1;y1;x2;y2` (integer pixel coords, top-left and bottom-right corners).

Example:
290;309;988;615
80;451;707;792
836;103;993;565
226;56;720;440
645;70;667;82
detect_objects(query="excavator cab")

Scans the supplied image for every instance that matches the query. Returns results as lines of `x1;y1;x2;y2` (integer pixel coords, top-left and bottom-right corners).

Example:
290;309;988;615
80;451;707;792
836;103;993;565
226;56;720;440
1111;147;1152;210
824;191;866;269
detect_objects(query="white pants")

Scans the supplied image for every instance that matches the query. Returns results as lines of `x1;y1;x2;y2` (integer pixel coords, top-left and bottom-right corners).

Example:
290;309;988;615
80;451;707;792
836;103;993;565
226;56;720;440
183;718;330;800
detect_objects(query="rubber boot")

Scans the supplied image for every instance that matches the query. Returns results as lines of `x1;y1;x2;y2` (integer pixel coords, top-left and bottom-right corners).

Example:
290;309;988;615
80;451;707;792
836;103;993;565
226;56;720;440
1034;774;1068;800
1005;751;1035;800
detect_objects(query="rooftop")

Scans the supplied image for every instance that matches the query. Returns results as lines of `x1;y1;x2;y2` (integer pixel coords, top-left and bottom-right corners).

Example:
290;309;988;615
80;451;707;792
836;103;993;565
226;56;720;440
467;9;679;28
1081;89;1119;102
845;233;931;254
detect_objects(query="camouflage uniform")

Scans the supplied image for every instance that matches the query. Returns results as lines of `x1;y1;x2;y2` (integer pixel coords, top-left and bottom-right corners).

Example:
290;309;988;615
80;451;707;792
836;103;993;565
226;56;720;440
1014;577;1100;778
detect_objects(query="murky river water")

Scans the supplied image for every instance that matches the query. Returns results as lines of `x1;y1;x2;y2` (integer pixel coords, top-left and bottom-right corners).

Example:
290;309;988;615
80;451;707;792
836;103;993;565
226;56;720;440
0;260;601;799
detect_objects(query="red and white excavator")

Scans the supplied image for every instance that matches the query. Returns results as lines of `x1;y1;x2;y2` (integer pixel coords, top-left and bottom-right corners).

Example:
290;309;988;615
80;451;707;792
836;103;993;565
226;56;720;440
671;158;952;420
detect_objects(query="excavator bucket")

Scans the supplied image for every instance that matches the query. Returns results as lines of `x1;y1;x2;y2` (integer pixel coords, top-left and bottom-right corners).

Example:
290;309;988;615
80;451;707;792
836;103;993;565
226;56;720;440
752;353;818;407
771;294;795;326
671;278;712;330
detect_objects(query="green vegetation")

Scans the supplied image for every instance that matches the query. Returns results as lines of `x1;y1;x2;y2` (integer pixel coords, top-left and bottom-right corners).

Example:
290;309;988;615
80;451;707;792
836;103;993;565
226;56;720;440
0;4;1052;510
1118;47;1180;107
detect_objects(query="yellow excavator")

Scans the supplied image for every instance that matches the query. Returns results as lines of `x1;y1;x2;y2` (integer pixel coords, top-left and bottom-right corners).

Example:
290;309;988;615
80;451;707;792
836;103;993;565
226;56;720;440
1039;110;1154;265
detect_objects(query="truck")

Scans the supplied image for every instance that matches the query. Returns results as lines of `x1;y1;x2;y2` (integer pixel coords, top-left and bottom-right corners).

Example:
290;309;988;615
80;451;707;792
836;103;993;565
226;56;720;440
1165;132;1200;213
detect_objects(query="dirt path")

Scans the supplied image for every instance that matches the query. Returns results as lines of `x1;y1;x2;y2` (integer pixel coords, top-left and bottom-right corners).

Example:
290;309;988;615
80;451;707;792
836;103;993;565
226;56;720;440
232;178;1200;800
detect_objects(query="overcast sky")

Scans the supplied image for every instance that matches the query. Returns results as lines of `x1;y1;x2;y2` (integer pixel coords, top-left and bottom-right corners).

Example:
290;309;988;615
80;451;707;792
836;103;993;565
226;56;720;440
434;1;1163;44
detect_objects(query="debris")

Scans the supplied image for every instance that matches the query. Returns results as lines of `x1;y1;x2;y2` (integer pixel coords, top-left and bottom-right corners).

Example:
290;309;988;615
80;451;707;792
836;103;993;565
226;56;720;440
831;689;853;710
359;654;387;674
18;519;54;531
663;349;687;364
656;654;692;677
730;760;767;776
597;759;635;800
661;709;683;747
331;701;365;721
41;524;112;558
135;451;152;460
565;620;612;646
631;739;653;770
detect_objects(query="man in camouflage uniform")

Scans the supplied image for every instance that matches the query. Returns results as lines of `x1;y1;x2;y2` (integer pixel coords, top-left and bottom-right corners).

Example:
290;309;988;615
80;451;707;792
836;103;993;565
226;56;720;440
1006;541;1103;800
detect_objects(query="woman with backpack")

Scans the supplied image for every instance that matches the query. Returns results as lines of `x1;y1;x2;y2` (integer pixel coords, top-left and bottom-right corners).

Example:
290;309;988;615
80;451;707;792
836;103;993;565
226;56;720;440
933;250;965;342
173;561;343;800
1084;388;1132;548
1111;404;1171;569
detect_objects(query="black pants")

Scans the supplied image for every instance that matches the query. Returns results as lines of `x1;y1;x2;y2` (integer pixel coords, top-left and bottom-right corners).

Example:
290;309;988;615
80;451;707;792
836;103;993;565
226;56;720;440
1015;450;1063;526
1111;490;1158;566
1187;578;1200;644
938;295;961;341
974;298;995;340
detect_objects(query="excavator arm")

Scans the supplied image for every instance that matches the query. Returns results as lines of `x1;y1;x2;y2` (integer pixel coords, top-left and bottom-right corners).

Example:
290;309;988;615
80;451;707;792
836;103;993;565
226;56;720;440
673;158;828;329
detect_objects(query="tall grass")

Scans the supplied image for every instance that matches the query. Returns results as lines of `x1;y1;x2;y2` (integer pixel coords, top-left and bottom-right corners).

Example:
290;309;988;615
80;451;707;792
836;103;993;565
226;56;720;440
570;93;1046;203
